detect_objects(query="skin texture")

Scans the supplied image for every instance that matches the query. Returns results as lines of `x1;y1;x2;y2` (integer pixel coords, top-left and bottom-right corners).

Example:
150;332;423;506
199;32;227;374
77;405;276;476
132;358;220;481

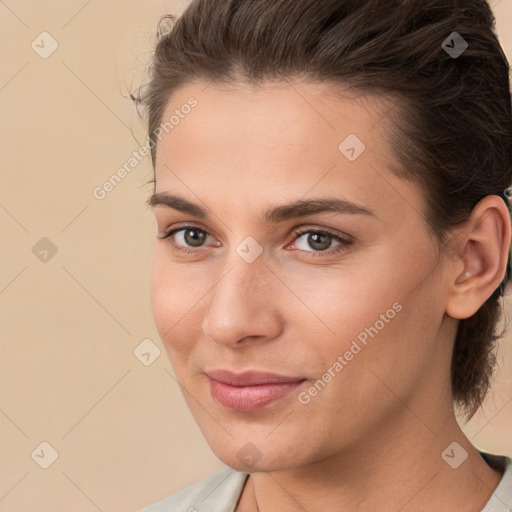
149;80;510;511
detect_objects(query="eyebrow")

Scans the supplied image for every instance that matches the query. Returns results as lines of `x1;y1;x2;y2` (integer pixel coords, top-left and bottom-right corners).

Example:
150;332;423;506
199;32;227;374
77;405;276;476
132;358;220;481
147;192;377;222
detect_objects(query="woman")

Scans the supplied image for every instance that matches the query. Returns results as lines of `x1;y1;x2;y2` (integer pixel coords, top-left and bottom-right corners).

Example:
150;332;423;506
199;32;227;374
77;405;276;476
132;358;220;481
135;0;512;510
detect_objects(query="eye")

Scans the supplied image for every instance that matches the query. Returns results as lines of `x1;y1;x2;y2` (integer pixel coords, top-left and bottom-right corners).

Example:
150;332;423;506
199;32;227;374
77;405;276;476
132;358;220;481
159;225;217;253
291;229;351;254
174;227;209;247
159;224;352;256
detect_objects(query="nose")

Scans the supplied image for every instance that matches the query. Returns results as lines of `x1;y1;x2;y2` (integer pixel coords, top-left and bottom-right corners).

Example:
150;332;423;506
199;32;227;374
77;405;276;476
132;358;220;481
201;256;283;347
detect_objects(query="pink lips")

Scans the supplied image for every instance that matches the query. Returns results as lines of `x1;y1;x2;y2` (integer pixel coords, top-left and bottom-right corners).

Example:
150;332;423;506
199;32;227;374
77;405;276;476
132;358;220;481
206;370;306;412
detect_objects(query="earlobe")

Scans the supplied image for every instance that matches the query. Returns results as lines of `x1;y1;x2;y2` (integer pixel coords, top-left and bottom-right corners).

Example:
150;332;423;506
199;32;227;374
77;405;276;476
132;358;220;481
446;195;511;320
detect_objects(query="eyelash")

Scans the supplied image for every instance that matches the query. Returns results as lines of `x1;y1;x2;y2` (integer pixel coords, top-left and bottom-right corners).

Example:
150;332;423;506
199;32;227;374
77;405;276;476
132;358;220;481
288;228;352;256
159;224;353;257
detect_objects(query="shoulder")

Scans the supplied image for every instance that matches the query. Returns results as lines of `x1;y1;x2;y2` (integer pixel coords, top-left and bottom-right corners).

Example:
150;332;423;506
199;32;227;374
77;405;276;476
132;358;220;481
481;454;512;512
139;467;249;512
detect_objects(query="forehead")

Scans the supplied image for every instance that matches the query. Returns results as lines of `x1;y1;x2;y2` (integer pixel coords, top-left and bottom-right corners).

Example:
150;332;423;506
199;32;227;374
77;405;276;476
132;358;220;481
152;79;422;225
157;80;393;156
156;80;394;173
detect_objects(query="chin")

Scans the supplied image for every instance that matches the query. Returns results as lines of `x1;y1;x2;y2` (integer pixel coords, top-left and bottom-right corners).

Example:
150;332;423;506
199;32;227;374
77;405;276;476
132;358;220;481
221;454;294;474
208;438;303;474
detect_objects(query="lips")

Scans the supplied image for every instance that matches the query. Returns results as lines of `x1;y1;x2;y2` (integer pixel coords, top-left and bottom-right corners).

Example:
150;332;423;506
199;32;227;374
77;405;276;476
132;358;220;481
205;370;306;412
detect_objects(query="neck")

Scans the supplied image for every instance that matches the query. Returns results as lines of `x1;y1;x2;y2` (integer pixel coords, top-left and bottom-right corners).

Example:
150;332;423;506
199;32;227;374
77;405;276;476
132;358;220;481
239;404;503;512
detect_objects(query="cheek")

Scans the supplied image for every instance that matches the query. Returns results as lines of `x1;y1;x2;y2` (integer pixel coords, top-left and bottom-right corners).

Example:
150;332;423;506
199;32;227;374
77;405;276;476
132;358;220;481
323;286;443;413
282;259;428;384
149;247;205;357
278;260;399;342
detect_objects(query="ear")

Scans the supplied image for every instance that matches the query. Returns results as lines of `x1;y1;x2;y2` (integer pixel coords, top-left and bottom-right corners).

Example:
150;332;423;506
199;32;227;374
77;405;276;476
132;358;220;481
446;195;511;320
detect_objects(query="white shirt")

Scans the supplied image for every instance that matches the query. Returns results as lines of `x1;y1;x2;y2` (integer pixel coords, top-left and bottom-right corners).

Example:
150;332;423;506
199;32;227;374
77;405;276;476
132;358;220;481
140;454;512;512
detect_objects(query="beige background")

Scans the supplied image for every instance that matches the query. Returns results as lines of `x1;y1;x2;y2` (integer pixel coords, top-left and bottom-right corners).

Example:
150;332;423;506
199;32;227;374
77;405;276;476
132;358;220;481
0;1;511;510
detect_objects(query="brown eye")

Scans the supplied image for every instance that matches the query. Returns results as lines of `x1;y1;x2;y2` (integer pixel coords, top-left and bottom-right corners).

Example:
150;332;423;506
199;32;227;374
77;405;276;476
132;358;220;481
161;226;213;250
305;233;332;251
294;231;342;252
182;228;208;247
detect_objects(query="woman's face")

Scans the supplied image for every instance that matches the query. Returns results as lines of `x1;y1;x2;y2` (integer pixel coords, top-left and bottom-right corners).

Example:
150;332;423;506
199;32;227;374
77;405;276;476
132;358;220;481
149;80;455;472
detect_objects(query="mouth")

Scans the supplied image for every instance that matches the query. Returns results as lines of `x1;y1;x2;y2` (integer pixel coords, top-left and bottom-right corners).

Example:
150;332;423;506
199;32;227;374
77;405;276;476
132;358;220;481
205;369;307;412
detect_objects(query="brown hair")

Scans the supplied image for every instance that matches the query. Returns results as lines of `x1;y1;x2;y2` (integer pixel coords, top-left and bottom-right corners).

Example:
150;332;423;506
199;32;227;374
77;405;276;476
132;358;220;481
133;0;512;420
